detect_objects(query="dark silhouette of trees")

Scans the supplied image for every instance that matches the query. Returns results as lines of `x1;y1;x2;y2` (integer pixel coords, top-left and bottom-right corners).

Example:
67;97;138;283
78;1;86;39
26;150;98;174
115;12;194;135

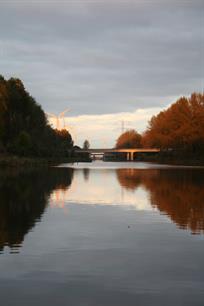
83;139;90;150
116;129;142;148
0;75;73;157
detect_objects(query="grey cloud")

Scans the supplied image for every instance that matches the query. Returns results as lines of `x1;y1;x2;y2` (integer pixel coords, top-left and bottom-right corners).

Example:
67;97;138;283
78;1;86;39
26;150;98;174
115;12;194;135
0;0;203;115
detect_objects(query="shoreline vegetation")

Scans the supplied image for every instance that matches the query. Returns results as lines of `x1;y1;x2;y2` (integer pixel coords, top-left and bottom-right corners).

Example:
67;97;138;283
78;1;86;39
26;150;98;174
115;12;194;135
139;151;204;166
0;152;204;167
115;93;204;166
104;152;204;166
0;74;203;167
0;154;91;168
0;75;91;166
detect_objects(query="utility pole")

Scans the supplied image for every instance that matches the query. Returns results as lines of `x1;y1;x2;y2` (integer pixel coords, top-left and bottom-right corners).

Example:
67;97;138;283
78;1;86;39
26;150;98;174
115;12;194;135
121;120;125;134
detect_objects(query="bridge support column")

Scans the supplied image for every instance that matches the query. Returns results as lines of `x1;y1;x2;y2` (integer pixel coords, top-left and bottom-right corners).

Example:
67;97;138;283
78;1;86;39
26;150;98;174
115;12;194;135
126;152;134;161
127;153;130;161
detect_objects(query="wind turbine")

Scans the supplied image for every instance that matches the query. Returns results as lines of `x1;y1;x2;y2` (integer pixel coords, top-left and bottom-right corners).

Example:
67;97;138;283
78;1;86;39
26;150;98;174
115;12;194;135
59;108;71;129
46;108;78;143
46;108;71;130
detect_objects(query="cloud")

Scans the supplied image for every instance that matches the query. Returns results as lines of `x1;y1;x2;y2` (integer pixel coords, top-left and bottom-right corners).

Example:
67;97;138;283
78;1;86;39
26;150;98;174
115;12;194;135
0;0;203;146
51;169;153;210
0;0;203;116
49;106;164;147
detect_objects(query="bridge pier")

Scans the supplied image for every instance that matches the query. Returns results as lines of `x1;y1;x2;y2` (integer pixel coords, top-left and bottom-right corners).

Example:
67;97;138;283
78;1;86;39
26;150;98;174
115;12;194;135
127;152;130;161
126;152;134;161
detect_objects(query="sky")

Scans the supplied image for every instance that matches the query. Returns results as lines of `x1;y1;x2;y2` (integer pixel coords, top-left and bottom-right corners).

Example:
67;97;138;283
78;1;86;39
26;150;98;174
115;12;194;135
0;0;203;147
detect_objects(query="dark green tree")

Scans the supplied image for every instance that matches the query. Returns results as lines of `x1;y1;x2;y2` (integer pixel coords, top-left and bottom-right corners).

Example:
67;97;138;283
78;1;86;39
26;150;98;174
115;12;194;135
83;139;90;150
0;76;73;157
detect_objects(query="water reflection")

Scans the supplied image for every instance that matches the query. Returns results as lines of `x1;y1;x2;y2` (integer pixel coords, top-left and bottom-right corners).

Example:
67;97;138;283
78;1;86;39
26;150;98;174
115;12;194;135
1;164;204;306
0;165;204;255
83;168;90;181
0;168;73;253
50;165;204;235
57;168;152;210
117;168;204;234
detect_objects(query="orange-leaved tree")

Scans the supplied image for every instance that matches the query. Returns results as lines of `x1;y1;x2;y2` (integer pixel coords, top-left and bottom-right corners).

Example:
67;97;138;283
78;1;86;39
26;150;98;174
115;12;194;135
116;129;142;148
142;93;204;152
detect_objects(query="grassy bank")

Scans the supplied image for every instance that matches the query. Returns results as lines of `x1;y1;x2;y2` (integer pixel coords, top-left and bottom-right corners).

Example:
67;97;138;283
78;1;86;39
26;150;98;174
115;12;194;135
0;154;91;168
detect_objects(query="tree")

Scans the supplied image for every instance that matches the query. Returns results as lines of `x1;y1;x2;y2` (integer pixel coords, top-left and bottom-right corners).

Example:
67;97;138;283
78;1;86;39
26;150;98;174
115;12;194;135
83;139;90;150
13;131;32;156
0;75;74;157
116;129;142;148
142;93;204;153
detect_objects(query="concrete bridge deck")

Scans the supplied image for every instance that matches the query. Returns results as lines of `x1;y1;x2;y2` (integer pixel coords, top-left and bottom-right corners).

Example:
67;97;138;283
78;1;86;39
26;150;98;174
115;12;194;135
76;148;160;161
85;148;160;153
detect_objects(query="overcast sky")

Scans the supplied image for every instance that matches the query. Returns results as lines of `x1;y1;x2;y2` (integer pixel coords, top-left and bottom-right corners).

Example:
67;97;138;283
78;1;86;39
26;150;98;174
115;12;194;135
0;0;203;147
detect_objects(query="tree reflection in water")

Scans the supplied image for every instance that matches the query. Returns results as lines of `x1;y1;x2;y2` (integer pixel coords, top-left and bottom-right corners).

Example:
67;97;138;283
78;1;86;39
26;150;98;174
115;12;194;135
117;168;204;234
0;168;73;253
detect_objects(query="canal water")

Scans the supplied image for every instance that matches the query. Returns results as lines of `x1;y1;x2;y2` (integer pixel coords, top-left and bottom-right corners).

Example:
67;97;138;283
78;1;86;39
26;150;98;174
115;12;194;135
0;161;204;306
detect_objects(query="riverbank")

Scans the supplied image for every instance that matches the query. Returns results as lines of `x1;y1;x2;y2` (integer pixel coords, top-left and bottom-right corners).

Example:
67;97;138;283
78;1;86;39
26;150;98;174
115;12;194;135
140;150;204;166
0;154;91;168
2;152;203;168
103;150;204;166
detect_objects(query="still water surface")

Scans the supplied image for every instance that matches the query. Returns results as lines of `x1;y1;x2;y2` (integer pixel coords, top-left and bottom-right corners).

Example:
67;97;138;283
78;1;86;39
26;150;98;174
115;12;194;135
0;161;204;305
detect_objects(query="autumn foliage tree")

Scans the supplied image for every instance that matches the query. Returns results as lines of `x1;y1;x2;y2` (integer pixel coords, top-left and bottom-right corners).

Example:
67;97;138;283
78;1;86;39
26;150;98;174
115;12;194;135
116;129;142;148
142;93;204;153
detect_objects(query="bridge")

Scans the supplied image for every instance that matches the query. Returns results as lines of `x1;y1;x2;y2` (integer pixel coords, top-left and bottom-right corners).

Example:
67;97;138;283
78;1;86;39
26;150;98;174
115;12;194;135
76;148;160;161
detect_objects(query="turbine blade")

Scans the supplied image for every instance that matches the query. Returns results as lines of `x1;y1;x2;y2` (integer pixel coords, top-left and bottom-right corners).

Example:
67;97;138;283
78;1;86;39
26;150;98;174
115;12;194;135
59;108;70;117
46;112;56;118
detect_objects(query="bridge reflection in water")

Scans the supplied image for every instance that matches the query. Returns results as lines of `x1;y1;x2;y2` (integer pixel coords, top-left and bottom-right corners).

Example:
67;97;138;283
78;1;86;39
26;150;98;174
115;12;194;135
0;165;204;254
1;164;204;306
52;165;204;235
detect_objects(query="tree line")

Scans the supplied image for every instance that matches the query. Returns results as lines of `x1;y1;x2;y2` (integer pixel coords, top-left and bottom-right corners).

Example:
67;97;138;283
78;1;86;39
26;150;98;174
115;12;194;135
0;76;73;157
116;93;204;155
